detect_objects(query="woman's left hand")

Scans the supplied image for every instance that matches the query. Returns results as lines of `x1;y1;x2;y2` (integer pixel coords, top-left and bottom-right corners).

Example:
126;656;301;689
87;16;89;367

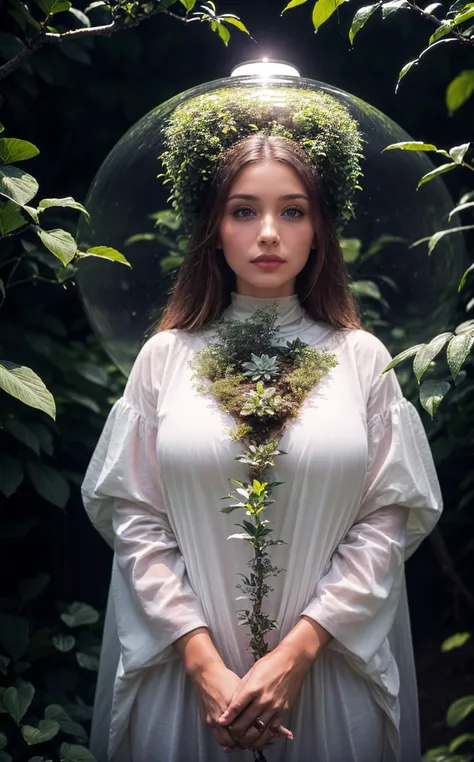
217;645;312;751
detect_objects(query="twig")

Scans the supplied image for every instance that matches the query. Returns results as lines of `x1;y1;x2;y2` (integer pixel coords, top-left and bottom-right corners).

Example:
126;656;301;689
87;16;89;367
0;5;189;81
408;0;474;46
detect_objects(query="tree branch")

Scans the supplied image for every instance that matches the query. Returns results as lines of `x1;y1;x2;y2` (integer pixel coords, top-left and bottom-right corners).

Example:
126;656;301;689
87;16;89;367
409;1;474;46
0;5;189;81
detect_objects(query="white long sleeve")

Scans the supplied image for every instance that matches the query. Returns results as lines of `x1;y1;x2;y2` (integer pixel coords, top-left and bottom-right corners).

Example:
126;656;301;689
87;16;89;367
301;345;442;665
81;335;208;674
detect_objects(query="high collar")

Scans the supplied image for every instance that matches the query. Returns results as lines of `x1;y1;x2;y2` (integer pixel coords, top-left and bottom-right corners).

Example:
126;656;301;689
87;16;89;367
221;292;310;341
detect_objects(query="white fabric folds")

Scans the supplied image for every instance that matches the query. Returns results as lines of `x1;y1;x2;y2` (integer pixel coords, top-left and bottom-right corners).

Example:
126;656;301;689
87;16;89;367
82;293;442;762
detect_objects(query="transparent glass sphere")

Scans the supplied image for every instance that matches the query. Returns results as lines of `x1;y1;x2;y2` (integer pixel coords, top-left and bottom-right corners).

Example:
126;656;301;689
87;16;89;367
76;65;465;375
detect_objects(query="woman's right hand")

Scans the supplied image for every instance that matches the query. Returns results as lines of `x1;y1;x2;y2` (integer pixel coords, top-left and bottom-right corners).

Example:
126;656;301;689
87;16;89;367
192;663;290;753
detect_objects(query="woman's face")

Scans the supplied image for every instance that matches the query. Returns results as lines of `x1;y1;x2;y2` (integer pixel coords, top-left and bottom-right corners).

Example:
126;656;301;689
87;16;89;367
218;160;317;298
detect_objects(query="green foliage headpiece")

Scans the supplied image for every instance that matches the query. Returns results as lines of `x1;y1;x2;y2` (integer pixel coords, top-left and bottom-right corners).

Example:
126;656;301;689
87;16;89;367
159;86;365;232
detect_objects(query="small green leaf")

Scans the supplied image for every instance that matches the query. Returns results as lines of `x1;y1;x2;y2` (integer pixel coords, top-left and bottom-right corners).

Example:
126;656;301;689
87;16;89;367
459;262;474;291
75;362;108;386
84;246;130;267
37;228;77;266
0;200;26;236
52;634;76;653
38;197;89;217
455;319;474;334
0;139;39;165
447;332;474;380
59;743;97;761
429;19;455;42
382;140;439;152
0;362;56;419
0;656;10;675
76;652;99;671
418;162;458;188
413;332;453;383
312;0;348;31
216;22;230;44
179;0;196;9
447;695;474;727
411;225;474;254
60;602;99;628
221;16;249;33
449;200;474;219
396;59;418;90
4;419;41;454
44;705;87;742
420;379;450;418
36;0;71;13
382;0;409;17
453;6;474;22
449;142;470;163
424;2;442;11
382;345;424;373
446;70;474;114
2;682;34;724
282;0;308;9
349;3;380;44
25;462;70;508
22;720;60;745
449;732;474;752
0;454;24;497
18;573;50;604
441;632;471;652
0;166;38;206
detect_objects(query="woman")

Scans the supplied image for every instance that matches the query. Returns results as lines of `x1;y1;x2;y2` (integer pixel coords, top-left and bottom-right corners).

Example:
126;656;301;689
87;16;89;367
82;134;442;762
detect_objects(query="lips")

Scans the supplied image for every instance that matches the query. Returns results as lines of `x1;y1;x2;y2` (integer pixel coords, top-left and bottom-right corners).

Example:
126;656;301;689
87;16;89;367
251;255;284;263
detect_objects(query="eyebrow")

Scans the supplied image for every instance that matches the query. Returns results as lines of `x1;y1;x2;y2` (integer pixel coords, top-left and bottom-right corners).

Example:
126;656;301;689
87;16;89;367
226;193;309;202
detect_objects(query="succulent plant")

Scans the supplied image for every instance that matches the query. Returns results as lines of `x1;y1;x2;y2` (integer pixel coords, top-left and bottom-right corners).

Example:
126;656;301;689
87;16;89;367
272;338;307;361
242;353;280;382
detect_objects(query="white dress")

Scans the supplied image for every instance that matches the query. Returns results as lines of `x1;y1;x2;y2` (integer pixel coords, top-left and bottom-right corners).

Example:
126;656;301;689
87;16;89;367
81;293;442;762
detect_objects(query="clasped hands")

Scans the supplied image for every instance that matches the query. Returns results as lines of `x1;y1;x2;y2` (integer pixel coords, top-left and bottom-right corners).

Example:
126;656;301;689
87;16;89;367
194;645;311;754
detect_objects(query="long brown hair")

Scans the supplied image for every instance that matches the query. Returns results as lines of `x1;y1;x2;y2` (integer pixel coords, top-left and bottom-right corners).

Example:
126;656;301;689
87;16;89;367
155;134;361;333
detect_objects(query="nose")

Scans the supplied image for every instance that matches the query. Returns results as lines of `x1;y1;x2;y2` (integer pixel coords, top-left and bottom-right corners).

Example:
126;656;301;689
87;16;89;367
258;214;280;246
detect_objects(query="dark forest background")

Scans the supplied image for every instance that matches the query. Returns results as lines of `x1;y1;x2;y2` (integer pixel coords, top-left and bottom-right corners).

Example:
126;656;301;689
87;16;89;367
0;0;473;759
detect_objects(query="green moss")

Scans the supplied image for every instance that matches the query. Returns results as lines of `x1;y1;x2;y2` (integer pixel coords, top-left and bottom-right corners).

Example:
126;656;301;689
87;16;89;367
160;86;364;232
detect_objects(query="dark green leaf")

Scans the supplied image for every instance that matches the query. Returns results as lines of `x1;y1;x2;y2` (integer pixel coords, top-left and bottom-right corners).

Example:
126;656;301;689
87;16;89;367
37;228;77;266
60;744;96;762
44;705;87;742
0;139;39;165
1;682;34;724
25;462;70;508
429;19;455;41
76;652;99;671
349;3;380;43
420;379;451;418
22;720;60;745
447;332;474;380
52;634;76;653
459;263;474;291
0;455;24;497
413;332;453;383
411;225;474;254
38;197;89;217
449;732;474;752
446;70;474;114
0;656;10;675
4;419;41;454
36;0;72;13
60;602;99;628
0;362;55;419
18;573;50;604
0;200;26;236
75;362;108;386
382;0;409;17
447;695;474;727
0;751;11;762
0;733;6;750
0;166;38;206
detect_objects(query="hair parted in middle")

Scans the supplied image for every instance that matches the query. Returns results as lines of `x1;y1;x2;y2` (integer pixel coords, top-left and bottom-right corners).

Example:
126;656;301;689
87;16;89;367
156;133;361;334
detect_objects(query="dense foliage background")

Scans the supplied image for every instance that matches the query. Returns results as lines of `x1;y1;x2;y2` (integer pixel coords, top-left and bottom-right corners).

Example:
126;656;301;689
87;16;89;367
0;0;473;759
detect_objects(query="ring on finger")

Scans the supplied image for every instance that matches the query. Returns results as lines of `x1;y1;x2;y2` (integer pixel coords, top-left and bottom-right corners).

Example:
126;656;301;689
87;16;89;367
252;718;266;733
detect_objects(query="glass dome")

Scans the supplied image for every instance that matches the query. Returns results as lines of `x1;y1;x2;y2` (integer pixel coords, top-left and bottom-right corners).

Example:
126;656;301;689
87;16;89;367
76;62;465;375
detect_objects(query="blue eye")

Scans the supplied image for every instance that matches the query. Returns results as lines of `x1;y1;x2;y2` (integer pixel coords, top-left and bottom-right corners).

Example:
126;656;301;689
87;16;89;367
283;207;305;219
232;206;255;218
